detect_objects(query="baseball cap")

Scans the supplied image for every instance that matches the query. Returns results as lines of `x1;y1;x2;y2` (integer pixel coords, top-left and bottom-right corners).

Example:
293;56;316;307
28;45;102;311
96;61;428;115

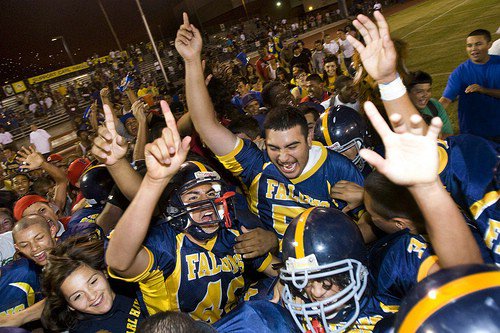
13;194;49;221
47;153;63;163
67;158;92;187
241;94;258;109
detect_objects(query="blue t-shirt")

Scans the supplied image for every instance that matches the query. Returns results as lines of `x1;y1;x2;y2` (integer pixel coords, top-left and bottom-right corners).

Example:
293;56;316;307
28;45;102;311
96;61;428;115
442;55;500;138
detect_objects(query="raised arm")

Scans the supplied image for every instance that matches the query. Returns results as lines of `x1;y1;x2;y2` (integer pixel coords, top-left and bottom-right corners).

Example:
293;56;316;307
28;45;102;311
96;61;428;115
91;104;142;201
131;100;148;161
347;12;421;127
106;101;191;277
359;102;482;267
17;146;67;210
175;13;238;156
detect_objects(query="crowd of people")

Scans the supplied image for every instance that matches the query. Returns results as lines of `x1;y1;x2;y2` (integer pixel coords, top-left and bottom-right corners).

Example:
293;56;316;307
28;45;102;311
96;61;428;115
0;5;499;333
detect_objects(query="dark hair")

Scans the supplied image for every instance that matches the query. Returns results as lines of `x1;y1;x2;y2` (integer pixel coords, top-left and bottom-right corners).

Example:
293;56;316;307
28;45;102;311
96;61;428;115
293;44;301;51
228;115;261;140
298;104;320;122
333;75;354;92
406;71;433;91
10;172;30;182
236;76;249;86
264;105;308;138
314;39;322;44
306;74;323;84
364;171;425;232
41;236;107;331
275;67;291;82
261;81;292;108
323;55;342;79
138;311;217;333
32;176;55;197
468;29;491;42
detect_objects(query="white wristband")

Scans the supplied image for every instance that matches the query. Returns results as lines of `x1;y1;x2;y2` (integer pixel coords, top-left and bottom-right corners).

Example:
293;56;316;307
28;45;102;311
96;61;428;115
378;74;406;101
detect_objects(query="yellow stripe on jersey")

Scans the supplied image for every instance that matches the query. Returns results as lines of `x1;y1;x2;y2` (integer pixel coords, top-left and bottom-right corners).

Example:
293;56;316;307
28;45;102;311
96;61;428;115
399;271;500;332
216;138;245;176
294;208;314;258
470;190;500;220
417;255;439;282
257;253;273;272
291;142;327;184
9;283;36;307
379;302;399;313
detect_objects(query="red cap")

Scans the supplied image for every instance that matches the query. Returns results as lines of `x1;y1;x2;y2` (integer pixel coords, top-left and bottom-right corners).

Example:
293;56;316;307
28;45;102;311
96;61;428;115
13;195;49;221
67;158;92;187
47;153;63;163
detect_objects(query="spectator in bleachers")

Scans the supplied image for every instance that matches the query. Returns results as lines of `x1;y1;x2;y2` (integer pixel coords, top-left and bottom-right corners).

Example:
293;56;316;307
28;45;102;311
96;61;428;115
0;125;14;148
29;124;52;158
312;40;326;74
337;29;355;67
301;74;330;104
321;75;360;112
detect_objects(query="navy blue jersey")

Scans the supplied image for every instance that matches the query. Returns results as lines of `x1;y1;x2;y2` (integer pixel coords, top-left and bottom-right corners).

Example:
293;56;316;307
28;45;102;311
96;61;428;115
213;300;301;333
0;258;42;316
368;230;438;307
109;220;271;324
217;138;364;239
68;204;104;226
69;294;145;333
438;135;500;264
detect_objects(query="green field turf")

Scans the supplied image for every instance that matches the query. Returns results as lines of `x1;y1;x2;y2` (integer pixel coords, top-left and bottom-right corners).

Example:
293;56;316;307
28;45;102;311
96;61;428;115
387;0;500;132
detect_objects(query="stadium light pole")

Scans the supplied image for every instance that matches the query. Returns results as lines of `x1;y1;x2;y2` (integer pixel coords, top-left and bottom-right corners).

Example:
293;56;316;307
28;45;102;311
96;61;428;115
134;0;170;83
51;36;75;65
97;0;123;51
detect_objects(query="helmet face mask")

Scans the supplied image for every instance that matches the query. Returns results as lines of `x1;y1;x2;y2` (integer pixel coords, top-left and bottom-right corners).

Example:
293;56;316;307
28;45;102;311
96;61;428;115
280;207;369;333
163;162;235;241
326;137;365;171
281;254;368;333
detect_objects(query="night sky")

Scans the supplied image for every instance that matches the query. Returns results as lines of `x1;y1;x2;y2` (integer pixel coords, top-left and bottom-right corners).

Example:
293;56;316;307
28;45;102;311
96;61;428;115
0;0;181;83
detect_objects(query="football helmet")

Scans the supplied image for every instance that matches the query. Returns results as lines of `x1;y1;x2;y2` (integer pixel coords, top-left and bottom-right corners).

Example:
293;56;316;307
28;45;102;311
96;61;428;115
314;105;368;171
80;165;115;206
162;161;235;241
394;264;500;333
280;207;368;333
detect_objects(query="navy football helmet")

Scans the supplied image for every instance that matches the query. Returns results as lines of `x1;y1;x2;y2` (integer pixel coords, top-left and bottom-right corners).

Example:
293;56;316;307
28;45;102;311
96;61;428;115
394;264;500;333
280;207;368;333
162;161;236;241
314;105;368;171
79;165;115;206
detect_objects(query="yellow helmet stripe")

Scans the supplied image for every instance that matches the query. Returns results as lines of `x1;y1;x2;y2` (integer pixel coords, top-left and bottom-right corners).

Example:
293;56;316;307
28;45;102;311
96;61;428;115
321;109;333;146
294;207;314;259
399;271;500;332
191;161;208;172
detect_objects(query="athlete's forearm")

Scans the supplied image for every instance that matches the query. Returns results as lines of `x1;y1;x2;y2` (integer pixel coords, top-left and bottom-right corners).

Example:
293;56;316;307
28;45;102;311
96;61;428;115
409;180;482;267
106;175;169;272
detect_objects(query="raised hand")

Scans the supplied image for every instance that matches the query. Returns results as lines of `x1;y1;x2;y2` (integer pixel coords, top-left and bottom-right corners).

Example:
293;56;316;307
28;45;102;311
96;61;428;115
100;87;110;100
131;100;147;124
91;104;128;165
144;101;191;182
16;146;44;170
347;11;397;83
175;12;203;62
359;102;442;187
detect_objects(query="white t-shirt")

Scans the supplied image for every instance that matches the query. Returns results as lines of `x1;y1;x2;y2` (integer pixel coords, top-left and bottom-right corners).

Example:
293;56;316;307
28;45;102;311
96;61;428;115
44;96;53;109
0;131;13;145
324;41;340;55
0;231;15;267
29;129;52;154
339;39;355;58
489;39;500;55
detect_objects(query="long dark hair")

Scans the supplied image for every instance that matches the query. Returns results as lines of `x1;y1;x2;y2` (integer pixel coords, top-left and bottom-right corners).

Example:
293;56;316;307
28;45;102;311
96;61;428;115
41;236;106;331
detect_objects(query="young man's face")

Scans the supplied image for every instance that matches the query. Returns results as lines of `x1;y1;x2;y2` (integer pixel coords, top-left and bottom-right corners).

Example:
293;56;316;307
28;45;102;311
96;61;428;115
14;222;57;266
466;35;492;64
0;211;14;234
363;192;399;234
237;81;250;96
180;183;223;236
304;278;341;304
244;100;260;116
266;125;311;179
304;113;317;139
315;42;323;51
23;202;59;231
12;175;30;196
306;80;324;99
125;118;138;137
338;80;359;104
408;83;432;110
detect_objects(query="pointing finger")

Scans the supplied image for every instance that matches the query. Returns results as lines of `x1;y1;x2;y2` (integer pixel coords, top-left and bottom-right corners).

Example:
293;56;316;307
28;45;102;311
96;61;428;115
103;104;117;135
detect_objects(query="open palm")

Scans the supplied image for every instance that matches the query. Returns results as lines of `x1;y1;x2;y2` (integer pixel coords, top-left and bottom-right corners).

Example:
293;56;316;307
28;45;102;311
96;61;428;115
359;102;442;187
